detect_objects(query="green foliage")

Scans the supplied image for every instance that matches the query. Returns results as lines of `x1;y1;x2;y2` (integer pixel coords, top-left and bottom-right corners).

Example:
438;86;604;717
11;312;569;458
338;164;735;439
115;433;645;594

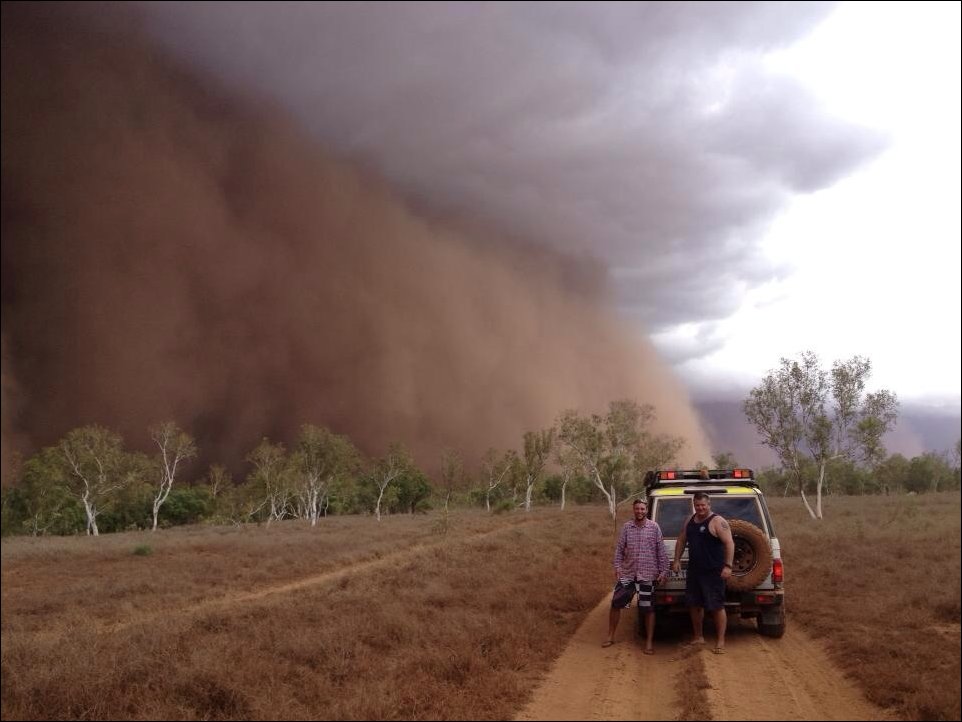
288;424;361;521
492;499;514;514
160;486;214;526
520;427;555;510
132;544;152;556
58;425;146;534
556;399;684;516
1;446;84;536
906;452;956;494
5;400;946;540
874;453;911;494
393;467;433;514
712;451;738;469
757;449;960;499
541;472;599;505
744;352;899;517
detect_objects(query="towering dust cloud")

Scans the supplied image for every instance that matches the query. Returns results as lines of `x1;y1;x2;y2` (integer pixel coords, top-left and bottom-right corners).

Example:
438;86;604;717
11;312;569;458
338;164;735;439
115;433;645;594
1;5;710;478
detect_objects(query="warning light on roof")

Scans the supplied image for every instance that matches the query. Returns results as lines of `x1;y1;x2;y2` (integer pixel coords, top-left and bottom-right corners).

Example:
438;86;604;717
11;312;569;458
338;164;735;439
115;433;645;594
660;470;676;480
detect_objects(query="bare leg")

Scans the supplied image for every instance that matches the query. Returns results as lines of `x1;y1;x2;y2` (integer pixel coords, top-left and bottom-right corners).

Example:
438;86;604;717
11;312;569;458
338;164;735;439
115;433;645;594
644;612;656;652
689;606;705;644
606;607;622;644
713;608;727;650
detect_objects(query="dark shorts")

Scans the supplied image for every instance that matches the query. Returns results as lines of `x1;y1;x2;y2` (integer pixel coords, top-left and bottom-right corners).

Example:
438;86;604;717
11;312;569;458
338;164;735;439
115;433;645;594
686;570;726;611
611;580;654;611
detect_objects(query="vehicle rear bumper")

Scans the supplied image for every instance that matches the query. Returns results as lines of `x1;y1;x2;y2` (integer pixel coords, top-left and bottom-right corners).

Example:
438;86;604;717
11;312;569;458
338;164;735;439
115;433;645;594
653;588;784;615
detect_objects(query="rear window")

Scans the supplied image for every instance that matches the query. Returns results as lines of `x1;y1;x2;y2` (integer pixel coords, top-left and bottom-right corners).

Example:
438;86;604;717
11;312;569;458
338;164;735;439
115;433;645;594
653;495;767;538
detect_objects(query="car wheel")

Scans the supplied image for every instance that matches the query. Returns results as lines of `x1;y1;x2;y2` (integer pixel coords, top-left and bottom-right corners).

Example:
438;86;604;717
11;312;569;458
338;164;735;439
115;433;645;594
758;606;786;638
725;519;773;592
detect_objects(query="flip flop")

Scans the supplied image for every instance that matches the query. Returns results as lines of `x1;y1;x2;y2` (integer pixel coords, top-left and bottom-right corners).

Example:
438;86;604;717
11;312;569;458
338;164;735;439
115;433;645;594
643;648;655;655
601;640;615;648
712;647;726;654
685;639;706;647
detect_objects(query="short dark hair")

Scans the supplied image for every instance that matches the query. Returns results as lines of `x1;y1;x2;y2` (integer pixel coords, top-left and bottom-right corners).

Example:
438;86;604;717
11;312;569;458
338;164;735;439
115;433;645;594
693;492;711;502
633;498;647;506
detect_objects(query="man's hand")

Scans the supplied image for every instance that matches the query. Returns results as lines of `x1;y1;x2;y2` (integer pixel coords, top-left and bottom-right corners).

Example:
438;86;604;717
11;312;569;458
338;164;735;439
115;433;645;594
656;571;667;585
671;560;681;573
720;566;732;580
614;569;621;583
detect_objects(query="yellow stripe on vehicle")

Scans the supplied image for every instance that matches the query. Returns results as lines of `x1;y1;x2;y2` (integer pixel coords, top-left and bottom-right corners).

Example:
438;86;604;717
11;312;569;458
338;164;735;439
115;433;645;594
649;486;756;495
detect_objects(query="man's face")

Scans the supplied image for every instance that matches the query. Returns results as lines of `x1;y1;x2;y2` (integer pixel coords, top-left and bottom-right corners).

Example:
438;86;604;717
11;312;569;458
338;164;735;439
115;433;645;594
693;498;711;518
633;502;647;521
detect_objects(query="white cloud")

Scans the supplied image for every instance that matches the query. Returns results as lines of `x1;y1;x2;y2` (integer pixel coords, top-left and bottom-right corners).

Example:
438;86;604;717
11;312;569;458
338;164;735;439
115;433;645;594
665;1;961;404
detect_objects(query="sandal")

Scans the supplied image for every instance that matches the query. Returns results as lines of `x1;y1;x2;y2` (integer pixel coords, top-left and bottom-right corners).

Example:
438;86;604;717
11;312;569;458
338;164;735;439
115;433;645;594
601;640;615;648
712;647;726;654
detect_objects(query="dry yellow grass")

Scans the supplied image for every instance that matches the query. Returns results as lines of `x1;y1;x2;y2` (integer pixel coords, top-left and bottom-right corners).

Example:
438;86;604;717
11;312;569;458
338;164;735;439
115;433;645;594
674;646;713;721
768;492;962;722
3;495;960;721
1;508;615;720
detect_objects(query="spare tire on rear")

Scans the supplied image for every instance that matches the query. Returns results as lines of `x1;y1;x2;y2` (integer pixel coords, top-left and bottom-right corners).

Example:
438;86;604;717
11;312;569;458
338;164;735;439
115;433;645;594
725;519;772;592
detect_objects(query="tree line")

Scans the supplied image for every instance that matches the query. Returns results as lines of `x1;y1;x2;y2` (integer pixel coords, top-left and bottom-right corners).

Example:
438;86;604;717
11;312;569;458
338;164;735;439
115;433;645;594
0;400;686;537
4;351;959;535
742;351;960;518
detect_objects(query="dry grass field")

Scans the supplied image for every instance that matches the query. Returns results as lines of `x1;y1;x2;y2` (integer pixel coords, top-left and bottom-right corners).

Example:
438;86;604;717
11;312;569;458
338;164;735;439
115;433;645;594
1;509;615;720
767;491;962;721
2;493;960;721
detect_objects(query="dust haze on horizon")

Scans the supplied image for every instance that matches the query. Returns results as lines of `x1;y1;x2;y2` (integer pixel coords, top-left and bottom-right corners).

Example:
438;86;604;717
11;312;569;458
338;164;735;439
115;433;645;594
1;4;713;480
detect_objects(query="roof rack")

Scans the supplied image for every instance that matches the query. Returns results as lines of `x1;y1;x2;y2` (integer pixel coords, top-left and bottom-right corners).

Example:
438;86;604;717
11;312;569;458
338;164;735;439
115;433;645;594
643;468;757;493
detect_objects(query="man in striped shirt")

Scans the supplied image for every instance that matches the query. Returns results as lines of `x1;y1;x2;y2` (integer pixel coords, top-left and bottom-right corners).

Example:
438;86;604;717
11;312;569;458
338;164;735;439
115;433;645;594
603;498;669;653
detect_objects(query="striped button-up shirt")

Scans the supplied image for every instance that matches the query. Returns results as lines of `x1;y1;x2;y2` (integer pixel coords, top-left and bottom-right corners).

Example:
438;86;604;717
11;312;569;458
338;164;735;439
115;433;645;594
613;518;669;582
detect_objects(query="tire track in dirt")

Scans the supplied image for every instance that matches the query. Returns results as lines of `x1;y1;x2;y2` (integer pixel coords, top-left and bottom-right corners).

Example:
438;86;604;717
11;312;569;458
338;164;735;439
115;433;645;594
516;596;679;721
104;520;538;633
23;520;538;641
517;602;895;721
700;620;894;721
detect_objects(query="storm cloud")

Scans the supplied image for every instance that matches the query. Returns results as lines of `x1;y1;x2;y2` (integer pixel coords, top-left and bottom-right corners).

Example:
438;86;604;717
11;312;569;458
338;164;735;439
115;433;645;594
2;2;888;480
2;3;719;477
137;1;884;332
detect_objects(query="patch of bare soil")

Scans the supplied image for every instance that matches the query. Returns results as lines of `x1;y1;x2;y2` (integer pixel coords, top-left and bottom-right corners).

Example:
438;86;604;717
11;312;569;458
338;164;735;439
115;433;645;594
517;599;895;721
516;597;679;721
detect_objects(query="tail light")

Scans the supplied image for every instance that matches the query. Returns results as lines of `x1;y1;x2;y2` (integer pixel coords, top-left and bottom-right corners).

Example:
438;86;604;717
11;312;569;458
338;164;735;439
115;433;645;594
772;558;783;583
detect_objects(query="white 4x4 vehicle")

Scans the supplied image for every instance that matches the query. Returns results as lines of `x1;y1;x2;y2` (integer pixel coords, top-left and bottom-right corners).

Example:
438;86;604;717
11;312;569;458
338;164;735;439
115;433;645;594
642;469;786;638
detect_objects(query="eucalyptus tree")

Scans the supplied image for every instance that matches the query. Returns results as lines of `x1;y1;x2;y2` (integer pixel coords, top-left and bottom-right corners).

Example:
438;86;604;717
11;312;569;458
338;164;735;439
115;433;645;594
557;400;683;519
246;438;290;525
148;421;197;531
520;428;554;512
438;448;464;512
59;425;140;536
744;352;898;519
289;424;360;526
370;443;412;522
479;448;516;513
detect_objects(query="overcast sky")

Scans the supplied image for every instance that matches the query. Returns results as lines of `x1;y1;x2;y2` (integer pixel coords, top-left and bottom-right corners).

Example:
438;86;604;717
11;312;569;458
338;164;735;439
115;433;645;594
139;0;961;409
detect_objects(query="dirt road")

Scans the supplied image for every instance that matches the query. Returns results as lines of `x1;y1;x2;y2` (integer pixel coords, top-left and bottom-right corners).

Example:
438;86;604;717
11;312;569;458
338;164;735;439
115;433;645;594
517;596;893;721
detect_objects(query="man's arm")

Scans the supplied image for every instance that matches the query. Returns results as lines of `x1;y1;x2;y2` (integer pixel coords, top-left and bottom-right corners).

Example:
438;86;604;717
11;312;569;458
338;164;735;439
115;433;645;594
671;520;688;573
712;516;736;580
613;524;627;581
654;524;668;582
